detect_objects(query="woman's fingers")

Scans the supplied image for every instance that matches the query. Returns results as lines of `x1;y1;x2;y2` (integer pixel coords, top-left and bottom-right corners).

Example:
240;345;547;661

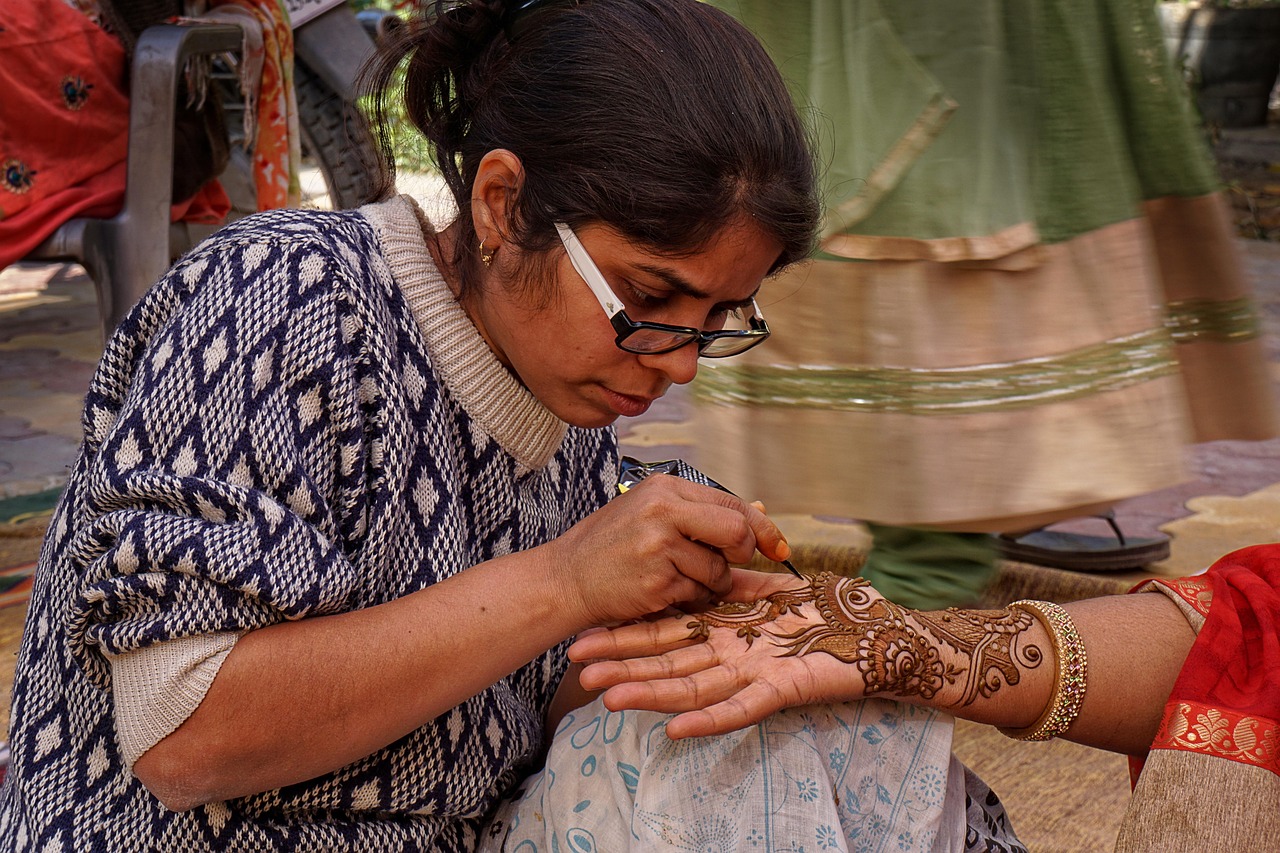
669;537;734;600
585;478;792;616
568;616;700;662
719;567;803;603
641;475;787;568
670;501;759;567
663;682;791;739
598;660;747;713
577;641;719;690
568;570;803;663
740;500;792;566
601;676;793;739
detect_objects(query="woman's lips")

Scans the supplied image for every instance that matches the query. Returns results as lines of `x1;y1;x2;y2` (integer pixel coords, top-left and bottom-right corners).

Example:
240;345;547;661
601;385;657;418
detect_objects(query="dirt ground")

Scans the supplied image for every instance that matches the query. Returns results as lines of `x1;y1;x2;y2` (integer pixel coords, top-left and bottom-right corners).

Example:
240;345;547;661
1213;111;1280;242
1219;156;1280;241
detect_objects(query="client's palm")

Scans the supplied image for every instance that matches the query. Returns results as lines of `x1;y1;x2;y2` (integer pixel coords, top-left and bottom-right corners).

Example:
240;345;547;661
570;569;881;738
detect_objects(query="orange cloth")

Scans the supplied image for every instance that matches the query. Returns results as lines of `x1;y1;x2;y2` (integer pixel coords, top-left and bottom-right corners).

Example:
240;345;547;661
218;0;301;209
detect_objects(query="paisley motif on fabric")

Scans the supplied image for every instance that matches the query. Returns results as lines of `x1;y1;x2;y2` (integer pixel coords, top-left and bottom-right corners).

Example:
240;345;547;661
60;74;93;110
2;160;36;194
1154;700;1279;776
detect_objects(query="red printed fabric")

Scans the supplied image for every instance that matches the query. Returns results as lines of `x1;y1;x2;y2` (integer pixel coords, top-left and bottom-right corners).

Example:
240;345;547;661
1140;545;1280;777
0;0;129;262
0;0;229;270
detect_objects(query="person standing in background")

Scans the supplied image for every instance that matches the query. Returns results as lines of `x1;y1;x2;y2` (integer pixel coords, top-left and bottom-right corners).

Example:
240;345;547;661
695;0;1278;609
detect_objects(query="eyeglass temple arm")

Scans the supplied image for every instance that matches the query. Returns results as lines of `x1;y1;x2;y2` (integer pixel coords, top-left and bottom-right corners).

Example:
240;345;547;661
555;222;623;318
557;221;770;333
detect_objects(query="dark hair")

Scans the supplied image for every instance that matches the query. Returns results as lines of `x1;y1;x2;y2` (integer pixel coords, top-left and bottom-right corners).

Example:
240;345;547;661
364;0;819;299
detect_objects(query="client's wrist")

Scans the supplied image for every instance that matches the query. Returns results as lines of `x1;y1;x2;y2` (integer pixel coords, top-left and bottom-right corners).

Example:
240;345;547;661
997;600;1089;741
864;604;1049;718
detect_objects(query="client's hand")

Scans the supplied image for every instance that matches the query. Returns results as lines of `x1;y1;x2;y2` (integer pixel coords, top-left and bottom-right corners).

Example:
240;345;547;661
569;570;901;738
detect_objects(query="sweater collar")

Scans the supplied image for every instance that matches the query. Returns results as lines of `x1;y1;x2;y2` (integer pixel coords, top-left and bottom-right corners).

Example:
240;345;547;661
361;194;569;472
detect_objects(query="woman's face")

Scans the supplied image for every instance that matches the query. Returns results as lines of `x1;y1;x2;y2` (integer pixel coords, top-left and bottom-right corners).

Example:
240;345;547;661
466;217;784;429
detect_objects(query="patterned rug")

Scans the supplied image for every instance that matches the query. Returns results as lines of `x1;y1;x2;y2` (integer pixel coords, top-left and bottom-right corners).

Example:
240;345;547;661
0;490;52;786
0;563;35;610
0;486;59;609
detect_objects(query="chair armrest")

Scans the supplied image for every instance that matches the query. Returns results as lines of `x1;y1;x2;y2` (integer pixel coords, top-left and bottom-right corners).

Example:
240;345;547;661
29;21;243;339
116;22;243;273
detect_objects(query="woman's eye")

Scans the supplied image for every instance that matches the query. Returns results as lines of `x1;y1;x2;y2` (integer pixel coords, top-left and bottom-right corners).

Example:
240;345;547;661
623;284;665;309
706;305;744;329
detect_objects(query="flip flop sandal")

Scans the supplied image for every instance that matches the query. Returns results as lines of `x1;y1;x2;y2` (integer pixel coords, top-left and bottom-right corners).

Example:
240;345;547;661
996;512;1170;572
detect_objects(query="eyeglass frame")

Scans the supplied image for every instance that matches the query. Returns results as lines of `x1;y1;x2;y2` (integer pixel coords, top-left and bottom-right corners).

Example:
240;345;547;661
553;222;772;358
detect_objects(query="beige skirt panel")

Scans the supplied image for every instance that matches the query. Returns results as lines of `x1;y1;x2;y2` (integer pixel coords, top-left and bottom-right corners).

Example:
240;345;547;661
691;207;1274;526
692;376;1189;527
1144;194;1277;441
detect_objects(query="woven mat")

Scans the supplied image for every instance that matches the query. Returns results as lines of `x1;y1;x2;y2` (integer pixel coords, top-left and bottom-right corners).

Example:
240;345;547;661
0;516;43;572
0;509;39;739
0;488;59;609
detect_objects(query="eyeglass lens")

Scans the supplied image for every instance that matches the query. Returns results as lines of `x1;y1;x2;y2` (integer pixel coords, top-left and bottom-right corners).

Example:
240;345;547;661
617;327;764;358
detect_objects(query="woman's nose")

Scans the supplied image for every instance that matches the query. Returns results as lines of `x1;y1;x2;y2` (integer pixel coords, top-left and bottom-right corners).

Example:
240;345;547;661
638;342;701;386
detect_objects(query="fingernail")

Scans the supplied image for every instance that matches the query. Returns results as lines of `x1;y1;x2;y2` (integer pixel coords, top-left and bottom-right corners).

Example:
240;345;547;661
777;538;792;561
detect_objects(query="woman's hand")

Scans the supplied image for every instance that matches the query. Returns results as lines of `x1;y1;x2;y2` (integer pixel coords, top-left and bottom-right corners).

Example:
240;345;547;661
540;474;792;630
567;571;885;738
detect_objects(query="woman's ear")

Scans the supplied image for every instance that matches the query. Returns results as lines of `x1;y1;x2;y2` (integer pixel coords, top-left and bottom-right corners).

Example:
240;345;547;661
471;150;525;251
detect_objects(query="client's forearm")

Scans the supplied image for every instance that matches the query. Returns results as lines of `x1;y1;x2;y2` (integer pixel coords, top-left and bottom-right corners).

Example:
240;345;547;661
884;605;1056;730
688;574;1194;754
1051;593;1194;753
890;592;1192;754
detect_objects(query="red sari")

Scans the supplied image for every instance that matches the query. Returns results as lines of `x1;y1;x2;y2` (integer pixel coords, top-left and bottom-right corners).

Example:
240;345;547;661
1117;545;1280;849
0;0;230;271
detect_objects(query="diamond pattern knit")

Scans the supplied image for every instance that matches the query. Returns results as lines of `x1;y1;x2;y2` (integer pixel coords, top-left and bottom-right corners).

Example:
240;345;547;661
0;200;618;851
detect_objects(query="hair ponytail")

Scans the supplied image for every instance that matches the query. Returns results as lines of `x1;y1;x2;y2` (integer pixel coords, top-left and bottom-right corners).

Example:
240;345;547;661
364;0;509;203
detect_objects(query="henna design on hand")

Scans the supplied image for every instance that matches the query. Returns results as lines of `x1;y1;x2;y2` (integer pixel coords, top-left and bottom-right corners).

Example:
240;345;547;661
686;572;1041;707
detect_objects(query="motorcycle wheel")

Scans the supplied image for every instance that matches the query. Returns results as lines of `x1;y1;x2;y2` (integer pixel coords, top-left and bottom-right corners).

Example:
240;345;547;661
293;61;382;211
214;59;381;217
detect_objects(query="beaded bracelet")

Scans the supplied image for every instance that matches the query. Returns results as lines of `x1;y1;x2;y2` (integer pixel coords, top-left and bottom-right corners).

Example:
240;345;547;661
997;599;1089;742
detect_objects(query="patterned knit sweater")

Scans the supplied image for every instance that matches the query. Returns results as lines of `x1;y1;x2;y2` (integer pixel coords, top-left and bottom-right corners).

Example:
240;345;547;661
0;196;619;851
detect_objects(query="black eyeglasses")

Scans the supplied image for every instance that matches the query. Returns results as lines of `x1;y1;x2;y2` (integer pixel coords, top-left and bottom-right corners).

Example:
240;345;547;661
555;222;772;358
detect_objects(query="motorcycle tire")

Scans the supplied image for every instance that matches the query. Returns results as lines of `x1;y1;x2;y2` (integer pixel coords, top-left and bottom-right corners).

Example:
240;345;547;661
211;59;382;218
293;60;382;211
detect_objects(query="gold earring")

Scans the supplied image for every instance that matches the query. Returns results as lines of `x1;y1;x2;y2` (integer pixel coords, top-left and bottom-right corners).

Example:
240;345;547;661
479;238;495;267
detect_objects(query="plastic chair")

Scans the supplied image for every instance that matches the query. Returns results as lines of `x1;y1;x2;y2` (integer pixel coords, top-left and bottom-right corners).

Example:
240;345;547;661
27;21;242;340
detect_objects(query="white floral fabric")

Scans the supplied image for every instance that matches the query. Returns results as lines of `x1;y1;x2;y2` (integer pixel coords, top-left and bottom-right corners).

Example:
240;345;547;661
481;697;974;852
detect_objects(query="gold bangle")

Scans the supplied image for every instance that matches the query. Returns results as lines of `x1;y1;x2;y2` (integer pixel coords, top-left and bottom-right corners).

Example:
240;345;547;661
997;599;1088;742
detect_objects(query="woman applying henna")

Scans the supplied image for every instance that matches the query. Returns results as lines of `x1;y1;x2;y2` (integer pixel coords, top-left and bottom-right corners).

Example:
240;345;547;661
0;1;816;849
